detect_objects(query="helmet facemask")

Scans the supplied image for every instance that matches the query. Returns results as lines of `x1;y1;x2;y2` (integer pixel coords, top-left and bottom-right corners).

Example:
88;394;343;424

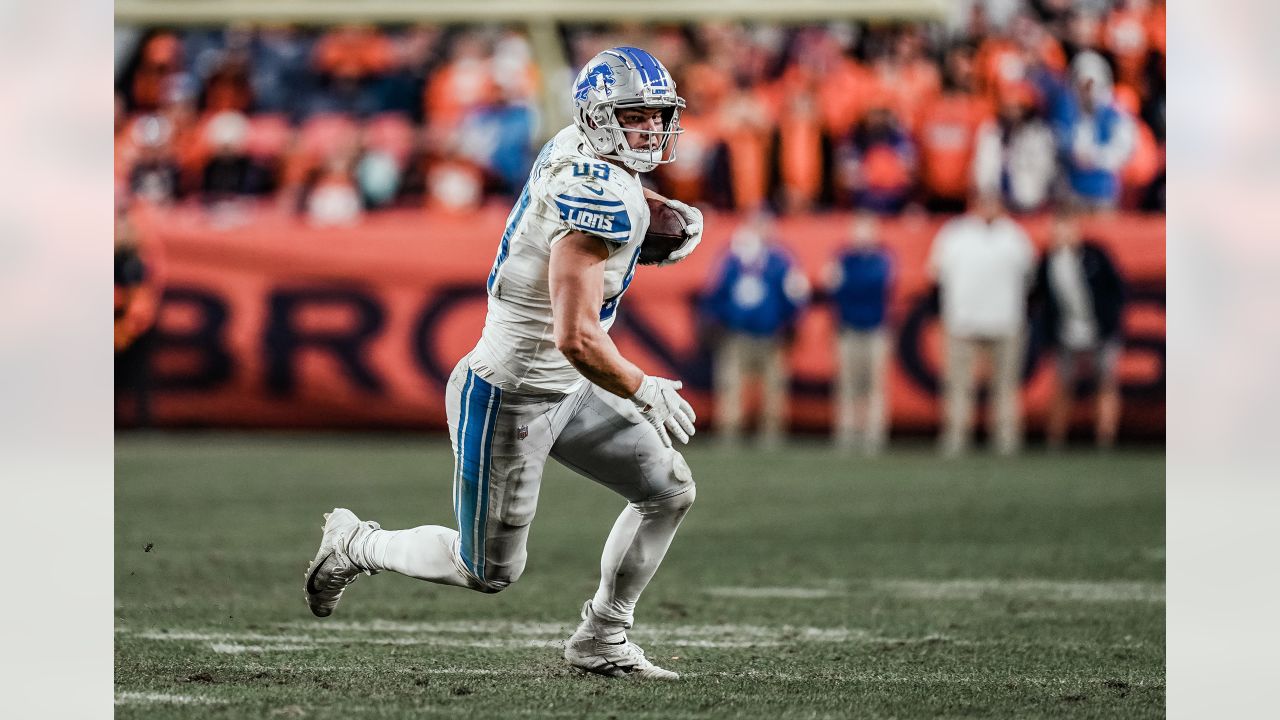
585;100;685;173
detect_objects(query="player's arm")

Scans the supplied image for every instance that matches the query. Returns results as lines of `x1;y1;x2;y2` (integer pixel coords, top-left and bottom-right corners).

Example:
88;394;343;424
549;230;645;398
549;231;697;446
641;187;666;204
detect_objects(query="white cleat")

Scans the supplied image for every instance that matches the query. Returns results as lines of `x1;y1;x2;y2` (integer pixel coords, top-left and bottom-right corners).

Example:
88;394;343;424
303;508;378;618
564;601;679;680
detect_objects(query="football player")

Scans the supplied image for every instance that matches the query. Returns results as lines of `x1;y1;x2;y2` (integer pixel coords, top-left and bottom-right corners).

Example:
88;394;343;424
305;47;704;680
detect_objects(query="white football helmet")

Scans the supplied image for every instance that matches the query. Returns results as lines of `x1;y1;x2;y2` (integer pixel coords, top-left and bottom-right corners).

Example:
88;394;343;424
572;47;686;173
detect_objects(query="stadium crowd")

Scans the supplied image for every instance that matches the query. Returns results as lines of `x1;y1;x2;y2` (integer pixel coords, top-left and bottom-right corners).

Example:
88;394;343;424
116;2;1163;450
114;0;1165;223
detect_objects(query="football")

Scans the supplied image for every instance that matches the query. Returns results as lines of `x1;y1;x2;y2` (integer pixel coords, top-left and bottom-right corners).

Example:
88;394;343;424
639;197;689;265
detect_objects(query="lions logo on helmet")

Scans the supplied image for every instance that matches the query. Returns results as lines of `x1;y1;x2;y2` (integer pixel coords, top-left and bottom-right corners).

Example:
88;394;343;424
571;47;687;173
574;63;616;102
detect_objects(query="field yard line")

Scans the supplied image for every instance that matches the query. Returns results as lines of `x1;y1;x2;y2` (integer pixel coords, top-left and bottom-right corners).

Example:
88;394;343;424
278;620;862;641
871;578;1165;602
114;692;220;705
156;634;837;651
279;620;570;635
705;586;843;599
135;624;865;645
208;643;319;654
703;579;1163;602
684;669;1164;687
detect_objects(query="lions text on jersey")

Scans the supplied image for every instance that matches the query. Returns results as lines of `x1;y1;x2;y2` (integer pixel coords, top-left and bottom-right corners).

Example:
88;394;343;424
470;125;651;394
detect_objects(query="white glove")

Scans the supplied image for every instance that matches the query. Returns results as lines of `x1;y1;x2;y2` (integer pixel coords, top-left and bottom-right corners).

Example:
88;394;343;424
659;198;704;266
629;375;697;447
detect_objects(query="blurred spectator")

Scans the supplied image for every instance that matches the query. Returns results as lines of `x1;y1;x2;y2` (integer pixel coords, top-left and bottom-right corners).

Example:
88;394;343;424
249;26;314;117
426;31;499;132
1102;0;1152;90
868;27;941;133
772;82;825;214
115;207;162;426
824;213;894;454
708;80;774;212
1059;7;1107;62
917;43;991;212
972;84;1057;213
201;48;254;114
311;24;396;117
127;115;182;205
200;111;275;203
702;215;810;447
1028;0;1077;31
1032;207;1127;450
354;148;402;210
1112;86;1162;209
155;74;206;193
377;25;447;120
301;138;363;226
416;124;487;212
354;114;414;209
974;13;1065;104
928;194;1034;456
456;82;539;196
1140;42;1164;144
835;106;917;213
1051;51;1135;210
126;31;182;111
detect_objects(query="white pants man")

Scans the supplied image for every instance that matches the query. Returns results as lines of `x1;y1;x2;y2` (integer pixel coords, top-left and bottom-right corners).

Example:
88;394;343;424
713;333;789;446
940;331;1025;456
834;328;891;454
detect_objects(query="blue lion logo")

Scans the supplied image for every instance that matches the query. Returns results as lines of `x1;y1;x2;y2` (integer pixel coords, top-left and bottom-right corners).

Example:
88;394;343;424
574;63;616;102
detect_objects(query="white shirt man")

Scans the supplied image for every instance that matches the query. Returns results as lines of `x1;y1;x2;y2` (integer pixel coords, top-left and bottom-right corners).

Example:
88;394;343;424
928;196;1033;455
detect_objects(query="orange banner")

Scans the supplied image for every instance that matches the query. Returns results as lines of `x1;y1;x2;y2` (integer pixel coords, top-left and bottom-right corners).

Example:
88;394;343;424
124;205;1164;436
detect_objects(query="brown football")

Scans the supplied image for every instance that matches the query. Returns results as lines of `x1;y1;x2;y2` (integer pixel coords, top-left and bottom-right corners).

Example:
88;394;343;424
639;197;689;265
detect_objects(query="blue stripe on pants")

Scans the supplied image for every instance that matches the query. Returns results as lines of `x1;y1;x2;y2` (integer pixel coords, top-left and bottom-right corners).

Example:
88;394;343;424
455;370;502;581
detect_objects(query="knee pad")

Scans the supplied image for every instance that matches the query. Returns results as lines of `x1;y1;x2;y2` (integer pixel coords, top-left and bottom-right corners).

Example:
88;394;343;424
474;578;511;594
633;481;696;517
470;565;523;594
457;550;526;594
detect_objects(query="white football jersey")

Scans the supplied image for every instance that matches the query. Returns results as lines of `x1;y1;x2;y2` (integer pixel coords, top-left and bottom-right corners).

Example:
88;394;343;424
469;125;651;394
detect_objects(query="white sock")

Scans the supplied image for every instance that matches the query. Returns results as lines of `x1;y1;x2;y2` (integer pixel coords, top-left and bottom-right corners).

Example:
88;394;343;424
348;525;472;588
590;489;695;636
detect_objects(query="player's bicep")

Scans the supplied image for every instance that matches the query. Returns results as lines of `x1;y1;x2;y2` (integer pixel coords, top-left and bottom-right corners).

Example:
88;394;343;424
549;231;609;342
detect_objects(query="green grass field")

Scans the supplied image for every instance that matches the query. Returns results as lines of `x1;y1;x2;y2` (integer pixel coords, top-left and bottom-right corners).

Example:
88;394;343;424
115;434;1164;719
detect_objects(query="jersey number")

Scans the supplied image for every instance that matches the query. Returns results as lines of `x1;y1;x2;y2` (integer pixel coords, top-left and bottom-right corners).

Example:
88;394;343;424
572;162;611;181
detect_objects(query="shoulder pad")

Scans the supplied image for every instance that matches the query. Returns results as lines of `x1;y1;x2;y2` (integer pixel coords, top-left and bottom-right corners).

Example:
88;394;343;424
544;161;634;244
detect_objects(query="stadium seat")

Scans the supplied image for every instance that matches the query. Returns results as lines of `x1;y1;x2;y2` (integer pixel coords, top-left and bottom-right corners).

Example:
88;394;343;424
363;112;416;166
245;114;293;161
298;113;360;163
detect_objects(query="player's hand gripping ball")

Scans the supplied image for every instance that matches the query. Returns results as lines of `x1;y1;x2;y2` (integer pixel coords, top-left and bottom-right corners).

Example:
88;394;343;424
639;197;691;265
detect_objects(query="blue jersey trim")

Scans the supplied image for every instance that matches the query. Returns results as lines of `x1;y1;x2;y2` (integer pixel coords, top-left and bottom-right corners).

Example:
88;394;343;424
456;370;502;582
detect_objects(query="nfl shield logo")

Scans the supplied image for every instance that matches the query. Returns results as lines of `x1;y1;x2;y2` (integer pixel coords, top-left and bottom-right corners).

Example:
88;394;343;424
517;425;529;440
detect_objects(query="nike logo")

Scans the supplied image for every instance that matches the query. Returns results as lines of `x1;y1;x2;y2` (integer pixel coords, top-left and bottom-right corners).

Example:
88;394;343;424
583;184;606;196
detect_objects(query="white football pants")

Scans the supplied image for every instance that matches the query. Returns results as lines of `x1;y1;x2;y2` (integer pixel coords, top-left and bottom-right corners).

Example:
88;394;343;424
347;354;696;630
